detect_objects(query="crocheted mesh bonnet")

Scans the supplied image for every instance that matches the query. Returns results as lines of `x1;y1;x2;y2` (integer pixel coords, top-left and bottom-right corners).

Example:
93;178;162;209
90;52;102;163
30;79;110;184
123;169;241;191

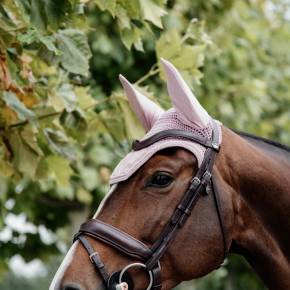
109;58;222;185
110;108;222;184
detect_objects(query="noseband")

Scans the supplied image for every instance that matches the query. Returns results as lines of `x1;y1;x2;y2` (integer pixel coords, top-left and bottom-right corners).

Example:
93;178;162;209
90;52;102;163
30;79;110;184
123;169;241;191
73;118;228;290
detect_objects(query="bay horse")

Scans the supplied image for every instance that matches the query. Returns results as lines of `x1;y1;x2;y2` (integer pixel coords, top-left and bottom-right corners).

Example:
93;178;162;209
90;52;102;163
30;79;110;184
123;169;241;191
50;58;290;290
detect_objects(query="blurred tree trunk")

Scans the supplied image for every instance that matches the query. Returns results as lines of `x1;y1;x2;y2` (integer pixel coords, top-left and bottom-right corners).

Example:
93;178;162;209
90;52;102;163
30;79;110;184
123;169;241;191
225;268;235;290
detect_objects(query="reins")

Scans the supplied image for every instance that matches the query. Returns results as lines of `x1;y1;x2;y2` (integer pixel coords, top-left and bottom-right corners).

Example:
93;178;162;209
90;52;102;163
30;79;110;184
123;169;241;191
73;118;228;290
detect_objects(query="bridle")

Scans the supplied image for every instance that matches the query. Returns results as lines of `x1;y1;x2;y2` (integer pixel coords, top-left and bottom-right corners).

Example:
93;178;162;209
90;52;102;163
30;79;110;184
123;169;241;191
73;118;228;290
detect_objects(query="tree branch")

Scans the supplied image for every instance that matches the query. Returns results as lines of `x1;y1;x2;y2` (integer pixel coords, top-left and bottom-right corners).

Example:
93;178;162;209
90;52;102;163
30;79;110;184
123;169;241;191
0;95;116;131
134;64;160;86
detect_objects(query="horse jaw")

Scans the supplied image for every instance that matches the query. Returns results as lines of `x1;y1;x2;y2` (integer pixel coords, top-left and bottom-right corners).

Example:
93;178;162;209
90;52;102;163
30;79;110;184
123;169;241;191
160;58;209;129
119;75;164;132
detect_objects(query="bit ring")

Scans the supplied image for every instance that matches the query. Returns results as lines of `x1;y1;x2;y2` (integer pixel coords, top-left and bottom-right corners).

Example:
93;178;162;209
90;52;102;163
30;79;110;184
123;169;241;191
119;263;153;290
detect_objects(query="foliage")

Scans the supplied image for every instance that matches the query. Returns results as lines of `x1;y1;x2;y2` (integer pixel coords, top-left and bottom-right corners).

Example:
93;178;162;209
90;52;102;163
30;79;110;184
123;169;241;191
0;0;211;277
0;0;290;289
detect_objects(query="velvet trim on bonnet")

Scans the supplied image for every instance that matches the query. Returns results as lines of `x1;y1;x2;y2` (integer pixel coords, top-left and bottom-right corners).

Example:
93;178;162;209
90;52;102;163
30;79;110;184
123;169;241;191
109;58;222;185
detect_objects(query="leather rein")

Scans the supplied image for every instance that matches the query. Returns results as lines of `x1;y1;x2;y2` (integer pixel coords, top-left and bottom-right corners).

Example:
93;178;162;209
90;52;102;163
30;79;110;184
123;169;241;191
73;118;228;290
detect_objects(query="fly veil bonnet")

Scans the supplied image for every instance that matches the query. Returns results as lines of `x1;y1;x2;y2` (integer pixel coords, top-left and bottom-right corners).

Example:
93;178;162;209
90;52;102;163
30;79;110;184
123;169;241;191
73;58;227;290
110;58;222;184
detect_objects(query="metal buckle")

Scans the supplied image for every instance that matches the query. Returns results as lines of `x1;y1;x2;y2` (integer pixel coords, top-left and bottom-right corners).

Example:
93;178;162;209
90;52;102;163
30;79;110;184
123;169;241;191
89;252;100;263
191;177;200;184
203;171;212;178
212;143;220;152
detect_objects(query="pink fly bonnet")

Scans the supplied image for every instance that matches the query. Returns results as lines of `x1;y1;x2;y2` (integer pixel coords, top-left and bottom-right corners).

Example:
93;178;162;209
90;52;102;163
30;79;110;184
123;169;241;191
109;58;222;185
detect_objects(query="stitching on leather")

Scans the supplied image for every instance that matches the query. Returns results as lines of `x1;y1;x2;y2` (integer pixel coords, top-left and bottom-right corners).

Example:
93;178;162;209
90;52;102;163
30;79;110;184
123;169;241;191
134;129;211;150
84;232;149;260
86;220;152;252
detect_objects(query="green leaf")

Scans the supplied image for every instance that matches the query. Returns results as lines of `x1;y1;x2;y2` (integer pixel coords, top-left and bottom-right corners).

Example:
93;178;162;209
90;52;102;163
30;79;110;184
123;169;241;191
60;109;83;129
45;0;65;29
120;24;143;50
132;84;156;101
30;0;48;31
156;28;206;85
85;110;100;137
20;124;44;156
43;128;76;161
19;30;61;55
56;84;78;113
24;49;58;78
115;4;130;30
134;36;144;52
9;131;41;177
16;0;31;23
0;160;16;178
98;109;125;142
69;0;82;9
18;29;38;44
139;0;167;29
2;92;39;126
57;29;92;76
61;109;88;145
99;0;116;17
118;0;141;18
35;157;51;180
5;52;18;81
156;29;181;77
0;18;17;46
74;86;97;109
38;33;61;55
0;172;8;202
45;155;73;189
116;97;146;138
93;0;105;11
170;45;206;69
37;44;61;66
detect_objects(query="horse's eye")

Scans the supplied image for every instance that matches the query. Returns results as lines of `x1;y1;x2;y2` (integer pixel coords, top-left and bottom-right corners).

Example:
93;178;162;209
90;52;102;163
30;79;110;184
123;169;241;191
151;175;173;187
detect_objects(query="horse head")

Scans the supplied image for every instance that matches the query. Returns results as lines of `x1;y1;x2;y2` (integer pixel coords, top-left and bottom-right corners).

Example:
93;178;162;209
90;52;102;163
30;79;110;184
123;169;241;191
50;59;290;290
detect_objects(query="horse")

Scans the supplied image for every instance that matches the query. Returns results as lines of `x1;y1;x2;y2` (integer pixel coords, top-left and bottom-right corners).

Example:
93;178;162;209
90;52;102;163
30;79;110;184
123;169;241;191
50;58;290;290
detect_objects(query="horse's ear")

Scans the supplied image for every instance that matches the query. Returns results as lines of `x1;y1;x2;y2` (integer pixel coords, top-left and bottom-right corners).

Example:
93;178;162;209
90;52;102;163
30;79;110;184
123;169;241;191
160;58;209;129
119;75;165;132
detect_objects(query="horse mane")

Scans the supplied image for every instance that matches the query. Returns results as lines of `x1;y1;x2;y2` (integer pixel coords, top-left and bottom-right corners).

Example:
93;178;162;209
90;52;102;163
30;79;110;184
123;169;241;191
230;128;290;153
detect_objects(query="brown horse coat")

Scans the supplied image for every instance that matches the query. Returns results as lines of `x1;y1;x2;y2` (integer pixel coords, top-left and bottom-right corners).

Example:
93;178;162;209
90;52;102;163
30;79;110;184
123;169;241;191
56;126;290;290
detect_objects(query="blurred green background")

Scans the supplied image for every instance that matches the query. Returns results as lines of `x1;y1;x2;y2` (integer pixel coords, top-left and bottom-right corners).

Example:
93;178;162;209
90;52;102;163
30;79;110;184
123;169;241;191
1;0;290;289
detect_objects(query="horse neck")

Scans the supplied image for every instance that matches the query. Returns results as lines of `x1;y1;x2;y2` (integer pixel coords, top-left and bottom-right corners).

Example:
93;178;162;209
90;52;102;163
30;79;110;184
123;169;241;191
219;127;290;289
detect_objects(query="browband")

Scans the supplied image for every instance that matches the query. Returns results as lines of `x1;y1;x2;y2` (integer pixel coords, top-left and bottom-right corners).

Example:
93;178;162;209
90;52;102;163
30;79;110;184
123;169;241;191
132;129;220;152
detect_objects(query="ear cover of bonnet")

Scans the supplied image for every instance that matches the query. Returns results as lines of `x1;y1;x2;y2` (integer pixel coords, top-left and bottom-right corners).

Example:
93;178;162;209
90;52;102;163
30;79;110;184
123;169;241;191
161;58;209;130
119;75;165;132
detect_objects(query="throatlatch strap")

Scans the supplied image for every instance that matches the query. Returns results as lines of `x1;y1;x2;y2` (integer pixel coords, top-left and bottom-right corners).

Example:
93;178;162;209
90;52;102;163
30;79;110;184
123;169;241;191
212;175;228;268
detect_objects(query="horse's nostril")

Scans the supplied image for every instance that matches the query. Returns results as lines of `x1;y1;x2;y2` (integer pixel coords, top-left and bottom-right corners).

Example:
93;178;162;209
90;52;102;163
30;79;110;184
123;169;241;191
61;282;85;290
61;282;107;290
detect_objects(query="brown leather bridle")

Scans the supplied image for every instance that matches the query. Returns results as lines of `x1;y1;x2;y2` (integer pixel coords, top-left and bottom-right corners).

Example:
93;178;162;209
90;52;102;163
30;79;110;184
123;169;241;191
73;118;228;290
